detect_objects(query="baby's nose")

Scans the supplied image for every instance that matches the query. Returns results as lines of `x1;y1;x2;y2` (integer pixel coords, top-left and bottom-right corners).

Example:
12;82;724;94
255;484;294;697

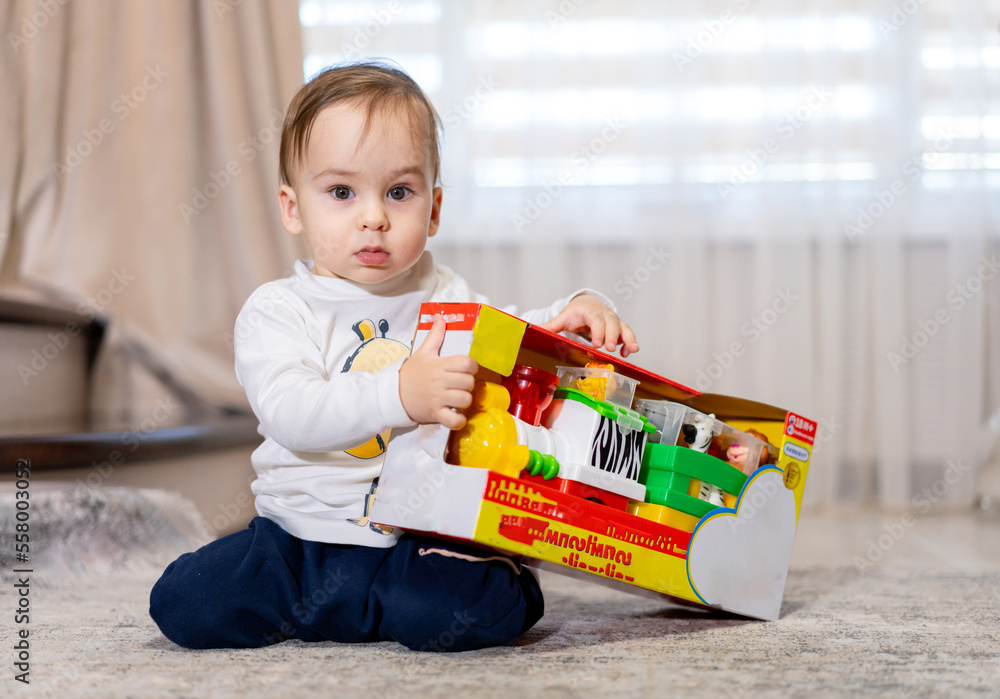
359;201;389;231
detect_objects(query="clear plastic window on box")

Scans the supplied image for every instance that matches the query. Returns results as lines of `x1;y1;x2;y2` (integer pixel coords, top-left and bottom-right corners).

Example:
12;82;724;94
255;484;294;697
555;365;639;409
634;399;775;475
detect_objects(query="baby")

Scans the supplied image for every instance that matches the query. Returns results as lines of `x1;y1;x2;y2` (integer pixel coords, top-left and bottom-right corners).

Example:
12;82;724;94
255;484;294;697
150;62;639;652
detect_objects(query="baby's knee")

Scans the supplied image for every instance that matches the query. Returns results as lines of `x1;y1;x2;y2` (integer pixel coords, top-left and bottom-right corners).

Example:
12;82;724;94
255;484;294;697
410;607;496;652
149;564;192;646
379;539;545;651
401;577;543;652
149;557;207;648
149;553;247;649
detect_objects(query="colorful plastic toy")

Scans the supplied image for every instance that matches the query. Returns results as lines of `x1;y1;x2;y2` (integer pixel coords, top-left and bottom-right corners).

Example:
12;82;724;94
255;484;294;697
447;382;533;478
726;428;774;470
501;364;559;427
370;303;817;621
449;369;651;508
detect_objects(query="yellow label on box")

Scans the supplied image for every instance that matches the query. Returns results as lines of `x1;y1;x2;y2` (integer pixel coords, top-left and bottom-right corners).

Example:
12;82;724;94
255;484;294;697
469;306;526;376
470;473;699;602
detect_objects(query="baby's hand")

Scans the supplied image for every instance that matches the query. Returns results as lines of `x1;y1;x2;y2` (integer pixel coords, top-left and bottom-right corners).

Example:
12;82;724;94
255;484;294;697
399;315;478;430
540;294;640;358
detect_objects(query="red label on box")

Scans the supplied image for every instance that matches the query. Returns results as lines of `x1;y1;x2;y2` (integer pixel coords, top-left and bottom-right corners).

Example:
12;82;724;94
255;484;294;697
483;473;690;560
784;412;817;445
417;303;480;331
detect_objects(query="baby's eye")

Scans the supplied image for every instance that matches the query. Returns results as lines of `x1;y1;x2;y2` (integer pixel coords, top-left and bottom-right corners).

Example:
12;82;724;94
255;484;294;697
331;186;352;200
388;186;411;201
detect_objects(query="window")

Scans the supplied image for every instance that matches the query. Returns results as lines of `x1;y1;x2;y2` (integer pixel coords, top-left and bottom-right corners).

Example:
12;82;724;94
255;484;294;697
299;0;999;242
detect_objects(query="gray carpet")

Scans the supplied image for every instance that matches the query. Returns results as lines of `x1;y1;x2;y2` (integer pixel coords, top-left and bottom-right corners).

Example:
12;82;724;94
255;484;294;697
2;488;998;698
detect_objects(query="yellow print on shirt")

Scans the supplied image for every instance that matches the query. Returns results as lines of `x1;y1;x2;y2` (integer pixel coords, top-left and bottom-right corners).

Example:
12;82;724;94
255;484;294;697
342;319;411;459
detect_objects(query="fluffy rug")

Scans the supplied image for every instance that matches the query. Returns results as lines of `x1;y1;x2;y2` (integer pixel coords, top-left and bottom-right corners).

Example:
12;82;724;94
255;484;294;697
1;487;997;698
0;485;210;581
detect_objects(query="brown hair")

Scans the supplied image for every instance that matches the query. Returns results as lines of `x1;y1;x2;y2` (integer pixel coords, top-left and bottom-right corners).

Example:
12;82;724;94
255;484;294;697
279;61;442;186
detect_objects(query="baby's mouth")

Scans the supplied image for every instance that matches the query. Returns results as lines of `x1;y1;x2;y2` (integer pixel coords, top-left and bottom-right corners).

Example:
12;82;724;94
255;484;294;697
356;247;389;266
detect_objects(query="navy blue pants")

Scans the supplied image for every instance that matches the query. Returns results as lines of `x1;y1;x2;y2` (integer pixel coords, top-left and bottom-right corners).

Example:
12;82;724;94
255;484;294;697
149;517;543;652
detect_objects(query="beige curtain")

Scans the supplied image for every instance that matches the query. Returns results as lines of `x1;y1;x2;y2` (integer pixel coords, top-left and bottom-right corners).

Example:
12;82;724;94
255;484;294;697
1;0;306;414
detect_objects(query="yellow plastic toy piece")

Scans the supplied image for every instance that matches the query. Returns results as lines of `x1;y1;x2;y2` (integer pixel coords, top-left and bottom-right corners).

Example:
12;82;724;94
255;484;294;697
628;501;700;533
447;382;531;478
572;362;616;401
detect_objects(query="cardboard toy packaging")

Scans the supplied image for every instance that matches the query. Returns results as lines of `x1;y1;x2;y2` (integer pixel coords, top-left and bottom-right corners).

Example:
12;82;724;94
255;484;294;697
369;303;816;620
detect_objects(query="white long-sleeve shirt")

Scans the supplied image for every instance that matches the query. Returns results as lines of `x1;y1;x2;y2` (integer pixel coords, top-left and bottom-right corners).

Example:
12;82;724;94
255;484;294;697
234;252;612;546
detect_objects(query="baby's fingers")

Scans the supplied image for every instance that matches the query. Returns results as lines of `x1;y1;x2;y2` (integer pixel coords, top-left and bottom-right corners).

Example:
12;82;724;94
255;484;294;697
434;365;475;394
444;387;474;410
619;321;639;357
587;313;607;350
437;406;467;431
600;314;623;353
443;355;479;377
539;310;571;335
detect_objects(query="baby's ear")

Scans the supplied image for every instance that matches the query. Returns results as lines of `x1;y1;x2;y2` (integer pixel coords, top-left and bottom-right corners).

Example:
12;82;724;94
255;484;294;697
427;186;443;237
278;185;303;235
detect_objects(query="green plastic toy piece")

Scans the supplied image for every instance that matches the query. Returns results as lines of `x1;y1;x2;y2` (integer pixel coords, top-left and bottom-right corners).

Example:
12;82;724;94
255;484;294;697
526;450;560;480
613;405;647;432
640;443;749;512
659;489;718;519
554;387;655;434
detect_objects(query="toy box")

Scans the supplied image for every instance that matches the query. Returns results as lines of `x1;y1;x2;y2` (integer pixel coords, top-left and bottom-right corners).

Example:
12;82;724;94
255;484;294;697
369;303;815;620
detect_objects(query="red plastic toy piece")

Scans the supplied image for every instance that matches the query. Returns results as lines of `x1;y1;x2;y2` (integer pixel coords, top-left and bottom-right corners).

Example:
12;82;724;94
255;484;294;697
519;472;632;512
502;365;559;427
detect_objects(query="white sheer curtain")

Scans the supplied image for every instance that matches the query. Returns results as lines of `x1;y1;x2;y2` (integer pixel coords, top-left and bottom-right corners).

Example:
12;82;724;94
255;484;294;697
300;0;1000;505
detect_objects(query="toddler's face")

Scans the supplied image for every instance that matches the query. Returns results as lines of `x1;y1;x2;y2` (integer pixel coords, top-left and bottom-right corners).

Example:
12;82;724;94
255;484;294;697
279;102;441;284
